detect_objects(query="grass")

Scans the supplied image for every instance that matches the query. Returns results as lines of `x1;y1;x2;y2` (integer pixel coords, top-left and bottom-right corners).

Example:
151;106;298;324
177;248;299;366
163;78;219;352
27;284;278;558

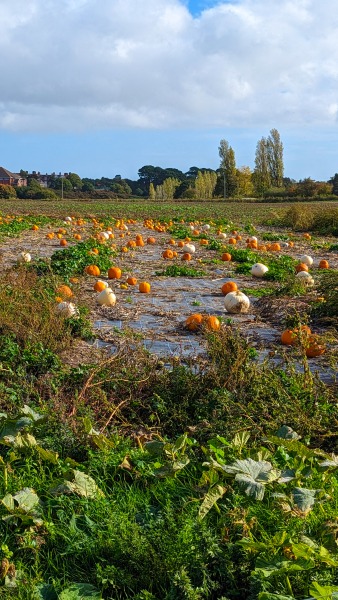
0;203;338;599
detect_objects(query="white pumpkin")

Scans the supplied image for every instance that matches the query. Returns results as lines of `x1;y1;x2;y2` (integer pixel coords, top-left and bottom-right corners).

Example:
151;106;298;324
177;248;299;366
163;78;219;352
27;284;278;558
56;301;78;318
299;254;313;267
97;287;117;306
218;233;227;240
296;271;314;286
99;231;110;240
224;291;251;314
248;236;258;242
19;252;31;263
64;216;72;222
182;243;196;254
202;224;211;231
251;263;269;278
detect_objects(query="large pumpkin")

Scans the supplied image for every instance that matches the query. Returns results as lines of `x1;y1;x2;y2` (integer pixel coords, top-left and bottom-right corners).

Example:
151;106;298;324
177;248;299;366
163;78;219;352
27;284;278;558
224;291;250;314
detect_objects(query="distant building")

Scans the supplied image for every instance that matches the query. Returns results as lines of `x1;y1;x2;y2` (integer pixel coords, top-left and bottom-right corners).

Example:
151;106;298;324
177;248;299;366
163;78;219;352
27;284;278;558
0;167;27;187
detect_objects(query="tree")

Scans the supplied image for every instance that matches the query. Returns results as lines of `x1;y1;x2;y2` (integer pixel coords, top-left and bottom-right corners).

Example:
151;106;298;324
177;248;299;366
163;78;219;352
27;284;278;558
236;166;254;198
266;128;284;187
329;173;338;196
253;137;271;196
218;139;238;197
0;184;16;199
66;173;83;190
149;183;155;200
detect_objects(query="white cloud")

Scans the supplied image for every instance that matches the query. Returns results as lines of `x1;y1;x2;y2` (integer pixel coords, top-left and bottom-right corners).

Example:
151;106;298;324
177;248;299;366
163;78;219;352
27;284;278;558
0;0;337;132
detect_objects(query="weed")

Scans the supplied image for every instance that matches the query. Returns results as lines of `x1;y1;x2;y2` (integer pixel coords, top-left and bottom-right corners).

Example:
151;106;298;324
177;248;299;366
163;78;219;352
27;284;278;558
156;265;206;277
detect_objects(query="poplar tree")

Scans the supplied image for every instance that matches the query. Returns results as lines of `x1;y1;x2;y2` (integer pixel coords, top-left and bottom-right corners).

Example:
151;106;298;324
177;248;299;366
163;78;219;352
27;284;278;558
253;137;271;196
218;139;238;197
267;128;284;187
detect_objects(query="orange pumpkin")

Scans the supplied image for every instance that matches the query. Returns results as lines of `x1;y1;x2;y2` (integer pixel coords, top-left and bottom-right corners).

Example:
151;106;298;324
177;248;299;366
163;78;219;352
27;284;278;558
228;238;237;245
56;284;73;298
281;329;297;346
85;265;100;276
31;224;39;231
270;243;281;251
162;249;174;259
108;267;122;279
204;315;221;331
126;276;138;286
147;237;156;244
296;263;309;273
182;253;192;261
221;253;232;262
305;335;325;358
185;313;204;331
60;239;68;247
94;280;108;292
221;281;238;295
139;281;151;293
319;260;329;269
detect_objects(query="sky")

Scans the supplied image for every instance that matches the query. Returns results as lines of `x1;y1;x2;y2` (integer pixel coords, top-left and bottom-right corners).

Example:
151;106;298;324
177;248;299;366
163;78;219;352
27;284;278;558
0;0;337;182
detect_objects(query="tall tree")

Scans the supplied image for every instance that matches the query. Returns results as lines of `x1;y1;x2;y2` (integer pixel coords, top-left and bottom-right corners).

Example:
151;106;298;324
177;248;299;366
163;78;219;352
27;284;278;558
266;128;284;187
218;139;238;197
253;137;271;196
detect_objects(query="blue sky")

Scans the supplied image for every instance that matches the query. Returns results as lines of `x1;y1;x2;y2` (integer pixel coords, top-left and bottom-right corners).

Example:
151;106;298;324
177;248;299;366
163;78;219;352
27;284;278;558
0;0;337;182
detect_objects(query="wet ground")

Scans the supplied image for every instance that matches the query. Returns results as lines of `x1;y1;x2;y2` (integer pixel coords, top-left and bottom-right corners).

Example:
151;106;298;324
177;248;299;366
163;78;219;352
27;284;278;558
1;219;337;384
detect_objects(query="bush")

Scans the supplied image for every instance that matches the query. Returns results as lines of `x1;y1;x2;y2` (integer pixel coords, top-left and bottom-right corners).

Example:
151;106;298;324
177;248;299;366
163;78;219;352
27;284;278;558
0;184;16;198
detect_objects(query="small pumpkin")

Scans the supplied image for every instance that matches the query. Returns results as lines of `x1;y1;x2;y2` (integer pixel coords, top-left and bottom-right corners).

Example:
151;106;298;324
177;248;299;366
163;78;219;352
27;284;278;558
204;315;221;331
56;284;73;298
108;267;122;279
299;254;313;267
139;282;151;293
162;249;174;259
56;301;78;318
19;252;31;263
181;253;192;261
305;335;326;358
185;313;204;331
221;281;238;295
85;264;100;276
94;280;109;292
319;259;329;269
221;253;232;262
251;263;269;278
295;263;309;273
126;276;138;285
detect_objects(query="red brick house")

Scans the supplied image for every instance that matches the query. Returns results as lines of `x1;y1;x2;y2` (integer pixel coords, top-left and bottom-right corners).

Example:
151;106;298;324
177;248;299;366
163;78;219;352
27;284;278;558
0;167;27;187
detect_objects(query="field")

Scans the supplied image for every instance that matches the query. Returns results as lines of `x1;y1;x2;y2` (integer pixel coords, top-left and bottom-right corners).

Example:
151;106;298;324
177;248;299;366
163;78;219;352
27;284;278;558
0;200;337;600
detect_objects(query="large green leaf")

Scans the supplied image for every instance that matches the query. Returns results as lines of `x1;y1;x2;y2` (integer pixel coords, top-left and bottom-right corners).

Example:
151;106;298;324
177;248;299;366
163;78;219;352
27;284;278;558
223;458;280;500
255;554;315;577
292;488;318;513
51;470;104;498
58;583;102;599
198;485;226;520
309;581;338;599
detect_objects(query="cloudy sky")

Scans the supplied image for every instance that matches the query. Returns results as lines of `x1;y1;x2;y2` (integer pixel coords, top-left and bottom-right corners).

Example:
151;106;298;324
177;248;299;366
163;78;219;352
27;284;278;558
0;0;337;181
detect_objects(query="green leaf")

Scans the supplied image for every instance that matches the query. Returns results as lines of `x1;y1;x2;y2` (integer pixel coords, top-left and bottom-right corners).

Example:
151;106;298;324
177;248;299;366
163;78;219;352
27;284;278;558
232;431;250;448
144;440;165;456
275;425;301;440
255;554;315;577
266;437;316;461
309;581;338;599
258;594;294;600
0;417;33;440
59;583;102;599
171;433;188;454
319;454;338;469
33;584;58;600
21;405;45;423
36;446;59;464
51;470;104;498
198;485;226;520
292;488;318;513
12;488;40;512
223;458;280;500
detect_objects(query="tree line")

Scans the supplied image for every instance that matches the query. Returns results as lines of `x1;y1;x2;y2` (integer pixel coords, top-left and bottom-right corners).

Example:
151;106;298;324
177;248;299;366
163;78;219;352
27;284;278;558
0;129;337;200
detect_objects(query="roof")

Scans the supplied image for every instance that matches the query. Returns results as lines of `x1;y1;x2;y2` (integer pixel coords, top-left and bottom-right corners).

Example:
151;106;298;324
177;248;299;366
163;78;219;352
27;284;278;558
0;167;21;179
